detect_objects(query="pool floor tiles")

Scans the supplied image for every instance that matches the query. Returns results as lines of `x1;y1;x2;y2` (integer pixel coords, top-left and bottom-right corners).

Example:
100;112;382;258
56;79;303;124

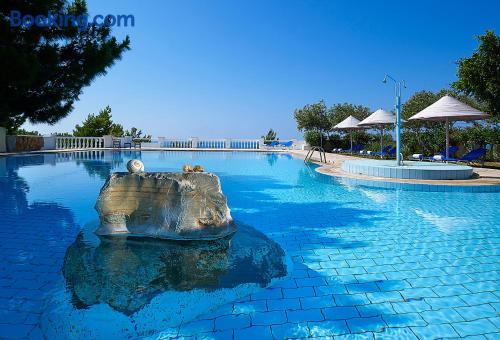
156;222;500;339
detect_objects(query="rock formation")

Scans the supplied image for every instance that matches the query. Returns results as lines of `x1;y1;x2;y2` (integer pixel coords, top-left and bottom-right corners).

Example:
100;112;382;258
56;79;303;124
61;224;288;315
95;172;235;240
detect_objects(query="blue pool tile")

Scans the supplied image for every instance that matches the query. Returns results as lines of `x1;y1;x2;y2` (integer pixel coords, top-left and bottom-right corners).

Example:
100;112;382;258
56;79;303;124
346;316;386;333
452;319;498;337
392;300;431;314
0;324;34;339
432;284;471;297
215;314;251;330
355;273;388;282
286;308;324;323
460;292;500;306
300;295;336;309
179;319;214;335
234;325;273;340
357;302;396;317
308;320;350;336
251;311;287;326
366;291;403;303
233;300;267;314
322;306;359;320
315;284;347;295
463;281;499;293
409;277;442;288
336;332;375;339
382;313;427;327
411;324;459;338
489;316;500;328
455;304;498;320
271;322;310;338
374;327;418;339
251;287;282;300
425;296;468;309
346;282;379;294
400;287;437;300
295;277;327;287
333;293;371;306
420;308;465;324
283;286;315;299
266;298;301;311
377;280;412;291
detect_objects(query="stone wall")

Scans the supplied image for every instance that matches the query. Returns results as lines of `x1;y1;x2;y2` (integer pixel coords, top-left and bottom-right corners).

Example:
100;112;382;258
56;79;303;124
6;135;44;152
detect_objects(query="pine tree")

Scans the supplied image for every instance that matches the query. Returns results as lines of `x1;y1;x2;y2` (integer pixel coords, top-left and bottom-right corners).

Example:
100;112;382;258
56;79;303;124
0;0;130;131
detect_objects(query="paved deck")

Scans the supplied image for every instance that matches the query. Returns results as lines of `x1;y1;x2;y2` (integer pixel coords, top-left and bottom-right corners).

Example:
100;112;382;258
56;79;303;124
288;150;500;187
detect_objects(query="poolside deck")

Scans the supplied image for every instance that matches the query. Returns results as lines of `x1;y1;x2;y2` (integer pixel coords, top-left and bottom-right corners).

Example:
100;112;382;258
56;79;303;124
288;150;500;187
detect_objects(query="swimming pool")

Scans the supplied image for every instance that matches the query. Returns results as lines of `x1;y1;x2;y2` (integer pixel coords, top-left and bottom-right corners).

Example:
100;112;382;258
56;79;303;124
0;151;499;339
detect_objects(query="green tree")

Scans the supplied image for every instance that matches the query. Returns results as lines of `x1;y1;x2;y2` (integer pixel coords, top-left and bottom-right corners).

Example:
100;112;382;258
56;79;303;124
453;30;500;118
293;100;330;146
12;128;40;136
261;128;277;144
0;0;130;132
124;127;151;140
73;106;124;137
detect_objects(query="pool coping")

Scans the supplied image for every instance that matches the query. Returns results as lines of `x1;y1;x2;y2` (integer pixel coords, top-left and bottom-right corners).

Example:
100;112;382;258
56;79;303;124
287;150;500;192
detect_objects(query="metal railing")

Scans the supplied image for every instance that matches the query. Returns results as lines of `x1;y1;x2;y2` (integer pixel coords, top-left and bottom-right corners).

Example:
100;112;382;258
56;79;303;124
304;146;327;163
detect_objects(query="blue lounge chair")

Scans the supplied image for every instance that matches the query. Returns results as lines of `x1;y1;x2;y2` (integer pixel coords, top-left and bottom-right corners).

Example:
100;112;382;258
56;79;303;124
385;147;397;158
268;141;279;147
444;148;488;164
370;145;392;156
341;144;363;154
424;146;459;161
440;146;459;158
279;141;293;148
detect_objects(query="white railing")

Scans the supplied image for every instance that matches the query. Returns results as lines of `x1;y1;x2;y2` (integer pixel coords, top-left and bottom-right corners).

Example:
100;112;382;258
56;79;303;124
197;139;227;149
56;136;105;149
158;138;261;150
229;139;260;149
49;136;303;151
160;139;193;148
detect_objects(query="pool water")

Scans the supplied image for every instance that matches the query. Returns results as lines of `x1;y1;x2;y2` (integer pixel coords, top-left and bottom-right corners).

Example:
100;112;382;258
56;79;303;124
0;151;499;339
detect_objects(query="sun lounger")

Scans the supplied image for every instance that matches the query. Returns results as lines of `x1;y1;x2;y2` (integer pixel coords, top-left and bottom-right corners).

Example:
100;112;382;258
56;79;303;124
443;147;487;165
424;146;459;161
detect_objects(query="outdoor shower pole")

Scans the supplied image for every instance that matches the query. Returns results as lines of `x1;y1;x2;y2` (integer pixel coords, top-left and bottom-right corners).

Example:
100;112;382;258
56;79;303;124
383;74;405;166
396;84;402;166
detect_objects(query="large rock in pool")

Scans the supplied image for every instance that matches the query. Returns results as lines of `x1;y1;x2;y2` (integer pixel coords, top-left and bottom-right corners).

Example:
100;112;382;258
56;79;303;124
95;172;235;240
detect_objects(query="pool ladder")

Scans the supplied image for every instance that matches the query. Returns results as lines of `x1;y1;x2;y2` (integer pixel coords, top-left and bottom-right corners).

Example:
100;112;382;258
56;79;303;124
304;146;327;164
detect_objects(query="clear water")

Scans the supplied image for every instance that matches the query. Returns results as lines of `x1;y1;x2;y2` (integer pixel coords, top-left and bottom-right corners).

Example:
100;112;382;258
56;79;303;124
0;151;499;339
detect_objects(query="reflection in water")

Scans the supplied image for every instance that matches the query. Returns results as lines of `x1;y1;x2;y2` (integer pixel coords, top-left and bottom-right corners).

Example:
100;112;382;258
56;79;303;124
63;224;287;315
266;153;278;166
72;151;133;180
414;208;473;233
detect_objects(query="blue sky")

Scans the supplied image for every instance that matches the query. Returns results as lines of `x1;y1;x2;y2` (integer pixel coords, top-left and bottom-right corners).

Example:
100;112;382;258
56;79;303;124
25;0;499;138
